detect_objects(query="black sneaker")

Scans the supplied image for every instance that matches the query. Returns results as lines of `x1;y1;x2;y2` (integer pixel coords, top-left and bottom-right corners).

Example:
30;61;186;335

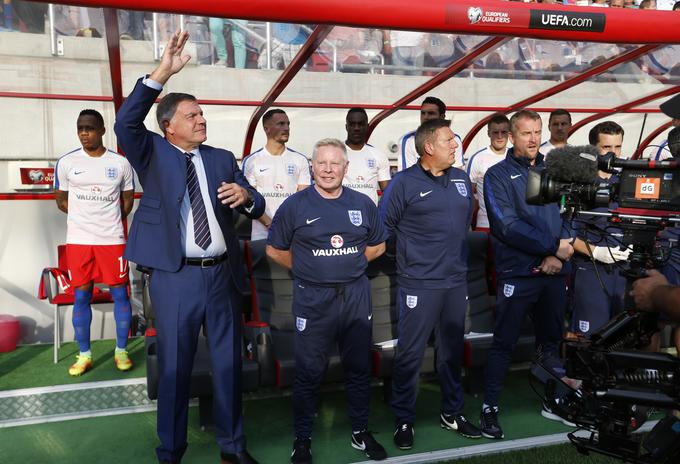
541;398;576;427
351;431;387;460
440;413;482;438
291;437;312;464
393;422;414;450
480;406;504;439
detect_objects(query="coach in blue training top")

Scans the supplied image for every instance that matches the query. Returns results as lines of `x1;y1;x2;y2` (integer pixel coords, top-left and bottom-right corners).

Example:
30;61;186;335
480;109;574;440
379;119;482;450
267;138;388;464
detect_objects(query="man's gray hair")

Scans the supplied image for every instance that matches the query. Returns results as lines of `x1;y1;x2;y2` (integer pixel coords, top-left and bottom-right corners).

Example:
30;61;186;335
312;138;348;162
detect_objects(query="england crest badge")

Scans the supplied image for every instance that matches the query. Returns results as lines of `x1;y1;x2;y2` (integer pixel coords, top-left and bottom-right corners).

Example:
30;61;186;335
503;284;514;297
406;295;418;309
296;317;307;332
579;320;590;333
105;167;118;180
348;210;363;226
454;181;468;197
286;164;296;176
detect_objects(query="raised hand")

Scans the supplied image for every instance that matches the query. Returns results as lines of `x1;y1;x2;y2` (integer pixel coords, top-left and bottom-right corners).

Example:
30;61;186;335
149;29;192;85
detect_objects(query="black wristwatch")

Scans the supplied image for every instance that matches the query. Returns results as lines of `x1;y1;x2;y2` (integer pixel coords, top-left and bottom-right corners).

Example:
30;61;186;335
243;190;254;209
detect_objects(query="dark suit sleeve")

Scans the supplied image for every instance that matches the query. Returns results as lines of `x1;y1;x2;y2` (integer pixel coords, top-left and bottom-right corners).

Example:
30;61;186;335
114;78;160;176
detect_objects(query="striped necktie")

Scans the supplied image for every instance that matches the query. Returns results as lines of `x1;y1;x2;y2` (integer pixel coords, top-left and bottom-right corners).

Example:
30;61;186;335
184;152;212;250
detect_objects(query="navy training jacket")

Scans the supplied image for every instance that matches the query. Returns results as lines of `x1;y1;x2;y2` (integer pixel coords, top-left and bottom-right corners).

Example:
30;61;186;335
379;164;473;289
483;148;569;278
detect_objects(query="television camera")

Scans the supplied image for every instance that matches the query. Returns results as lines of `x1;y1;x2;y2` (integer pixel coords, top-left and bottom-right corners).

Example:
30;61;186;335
526;146;680;463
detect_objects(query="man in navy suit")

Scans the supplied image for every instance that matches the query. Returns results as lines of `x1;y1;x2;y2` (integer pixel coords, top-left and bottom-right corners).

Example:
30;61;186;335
114;30;264;464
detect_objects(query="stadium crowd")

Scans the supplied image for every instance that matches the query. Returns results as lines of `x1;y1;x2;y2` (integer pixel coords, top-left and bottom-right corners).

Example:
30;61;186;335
2;0;680;78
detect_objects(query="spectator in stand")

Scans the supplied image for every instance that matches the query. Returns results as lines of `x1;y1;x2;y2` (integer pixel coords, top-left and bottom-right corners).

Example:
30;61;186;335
655;0;676;8
640;0;657;8
260;23;308;69
209;18;247;68
53;5;104;37
674;1;680;9
540;109;571;155
384;30;427;75
2;0;12;30
610;0;625;7
118;10;144;40
10;0;46;33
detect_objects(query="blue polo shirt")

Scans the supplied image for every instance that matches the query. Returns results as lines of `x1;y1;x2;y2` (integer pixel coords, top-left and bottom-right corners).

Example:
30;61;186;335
268;186;386;284
379;163;473;288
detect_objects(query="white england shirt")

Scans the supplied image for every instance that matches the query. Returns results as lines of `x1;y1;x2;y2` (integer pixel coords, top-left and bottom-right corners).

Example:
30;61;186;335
243;146;311;240
540;140;557;156
54;148;135;245
466;146;506;229
397;130;464;171
343;143;391;205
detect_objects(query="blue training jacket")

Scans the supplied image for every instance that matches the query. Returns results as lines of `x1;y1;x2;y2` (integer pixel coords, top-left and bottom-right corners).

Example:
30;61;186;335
484;148;569;279
379;163;473;289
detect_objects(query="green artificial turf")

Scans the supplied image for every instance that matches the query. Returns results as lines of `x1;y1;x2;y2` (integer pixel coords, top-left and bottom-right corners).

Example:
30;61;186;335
0;338;145;390
0;370;579;464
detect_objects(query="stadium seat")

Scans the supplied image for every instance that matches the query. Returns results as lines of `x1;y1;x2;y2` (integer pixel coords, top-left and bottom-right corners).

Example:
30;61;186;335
38;244;115;364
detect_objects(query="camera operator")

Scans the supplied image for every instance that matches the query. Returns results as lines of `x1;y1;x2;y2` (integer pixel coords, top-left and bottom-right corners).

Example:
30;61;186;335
569;122;631;337
631;270;680;322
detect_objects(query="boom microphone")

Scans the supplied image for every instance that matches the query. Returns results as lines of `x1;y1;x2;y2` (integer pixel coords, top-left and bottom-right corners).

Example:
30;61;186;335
544;145;600;183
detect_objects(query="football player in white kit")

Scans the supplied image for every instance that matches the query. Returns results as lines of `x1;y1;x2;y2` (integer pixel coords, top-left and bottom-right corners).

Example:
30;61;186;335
54;109;135;376
343;108;391;204
540;109;571;156
397;97;464;171
242;109;311;241
465;113;510;231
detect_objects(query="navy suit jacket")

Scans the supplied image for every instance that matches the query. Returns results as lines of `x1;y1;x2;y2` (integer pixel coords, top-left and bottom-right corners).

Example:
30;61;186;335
114;78;265;292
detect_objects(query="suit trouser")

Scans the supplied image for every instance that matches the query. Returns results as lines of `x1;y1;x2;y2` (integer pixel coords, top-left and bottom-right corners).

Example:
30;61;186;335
570;261;626;335
150;261;245;462
293;276;372;438
391;284;467;425
484;275;566;407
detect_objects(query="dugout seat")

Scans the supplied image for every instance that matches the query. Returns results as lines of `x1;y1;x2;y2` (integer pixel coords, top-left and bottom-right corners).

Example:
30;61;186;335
38;244;116;364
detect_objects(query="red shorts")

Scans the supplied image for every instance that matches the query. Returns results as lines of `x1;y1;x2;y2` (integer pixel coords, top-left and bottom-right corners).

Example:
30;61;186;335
66;244;129;288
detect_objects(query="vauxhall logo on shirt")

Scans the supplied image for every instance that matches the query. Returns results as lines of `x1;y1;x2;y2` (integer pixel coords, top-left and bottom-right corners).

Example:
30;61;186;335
311;234;359;257
74;185;116;202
